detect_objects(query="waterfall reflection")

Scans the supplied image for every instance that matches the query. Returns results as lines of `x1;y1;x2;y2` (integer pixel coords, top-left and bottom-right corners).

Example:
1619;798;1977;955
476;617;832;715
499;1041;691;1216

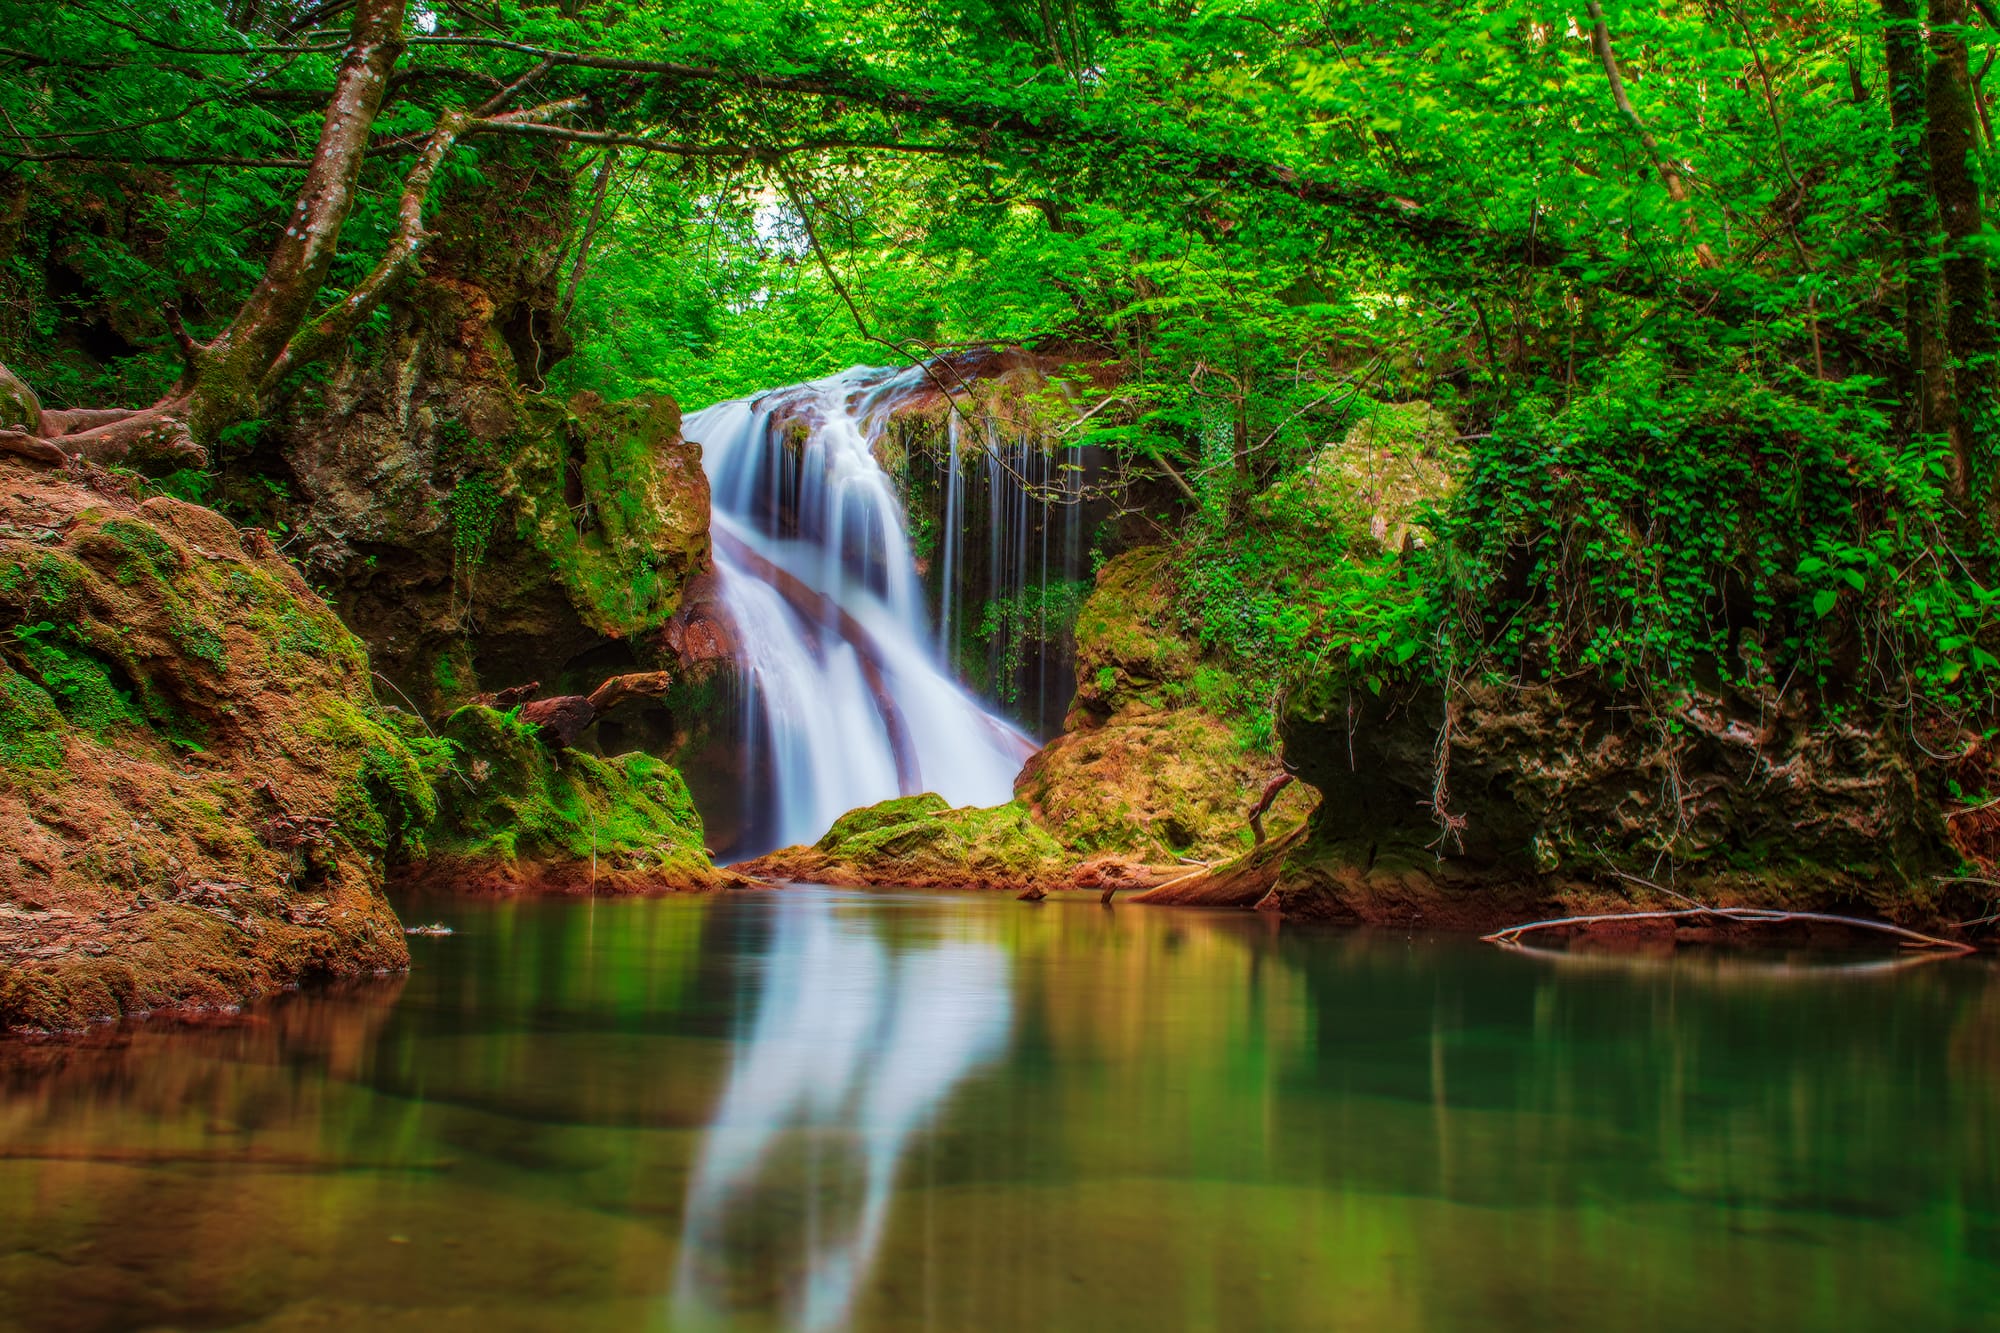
671;894;1012;1330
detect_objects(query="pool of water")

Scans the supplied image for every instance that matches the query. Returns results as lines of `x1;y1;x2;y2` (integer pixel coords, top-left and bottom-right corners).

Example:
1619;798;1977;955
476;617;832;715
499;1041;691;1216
1;888;1996;1331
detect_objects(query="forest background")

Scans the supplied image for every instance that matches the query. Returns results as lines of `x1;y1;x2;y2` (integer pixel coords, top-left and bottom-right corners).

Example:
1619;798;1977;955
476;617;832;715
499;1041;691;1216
3;0;1999;783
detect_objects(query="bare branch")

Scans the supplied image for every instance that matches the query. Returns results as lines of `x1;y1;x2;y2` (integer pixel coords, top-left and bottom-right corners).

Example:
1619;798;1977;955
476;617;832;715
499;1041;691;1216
264;94;586;390
466;120;968;159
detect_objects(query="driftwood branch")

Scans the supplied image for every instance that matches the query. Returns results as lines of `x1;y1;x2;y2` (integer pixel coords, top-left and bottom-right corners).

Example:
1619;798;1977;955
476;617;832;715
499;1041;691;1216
1483;907;1974;954
516;670;676;749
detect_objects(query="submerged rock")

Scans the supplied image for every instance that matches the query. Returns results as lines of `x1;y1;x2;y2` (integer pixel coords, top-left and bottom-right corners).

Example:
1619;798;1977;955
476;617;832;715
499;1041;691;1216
399;704;720;894
0;462;429;1031
740;793;1069;890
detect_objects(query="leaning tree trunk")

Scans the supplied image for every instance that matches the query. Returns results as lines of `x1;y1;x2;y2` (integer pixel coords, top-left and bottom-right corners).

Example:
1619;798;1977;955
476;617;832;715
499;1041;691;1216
0;0;413;471
182;0;410;444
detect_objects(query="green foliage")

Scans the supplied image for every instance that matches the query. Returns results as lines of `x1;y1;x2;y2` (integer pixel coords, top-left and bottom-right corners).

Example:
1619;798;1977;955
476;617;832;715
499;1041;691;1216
977;578;1090;707
1433;368;1997;712
5;0;1998;779
450;473;504;571
0;666;67;768
11;621;139;735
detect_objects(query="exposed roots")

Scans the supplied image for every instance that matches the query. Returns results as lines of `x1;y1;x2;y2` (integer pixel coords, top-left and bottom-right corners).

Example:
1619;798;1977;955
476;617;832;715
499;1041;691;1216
0;399;205;469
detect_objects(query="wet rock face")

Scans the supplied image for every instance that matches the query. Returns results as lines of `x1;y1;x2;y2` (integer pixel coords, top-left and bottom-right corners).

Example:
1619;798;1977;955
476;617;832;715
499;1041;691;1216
243;163;708;714
1271;673;1960;926
0;461;426;1031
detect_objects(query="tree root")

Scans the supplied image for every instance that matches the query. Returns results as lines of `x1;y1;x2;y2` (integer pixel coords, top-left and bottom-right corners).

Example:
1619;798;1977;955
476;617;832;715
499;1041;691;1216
1482;907;1975;954
0;400;205;469
516;671;678;748
1246;772;1294;845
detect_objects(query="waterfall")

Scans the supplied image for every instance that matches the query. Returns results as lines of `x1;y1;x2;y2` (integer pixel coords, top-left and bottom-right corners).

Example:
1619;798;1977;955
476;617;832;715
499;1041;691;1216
685;366;1036;859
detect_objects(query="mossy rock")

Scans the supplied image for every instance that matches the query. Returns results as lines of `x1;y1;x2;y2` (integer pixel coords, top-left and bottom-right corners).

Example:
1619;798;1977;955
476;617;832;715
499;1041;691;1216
1068;547;1197;719
0;362;41;435
744;794;1068;889
0;464;421;1031
1015;706;1311;862
1022;543;1310;861
412;704;718;892
1256;402;1461;555
504;392;712;642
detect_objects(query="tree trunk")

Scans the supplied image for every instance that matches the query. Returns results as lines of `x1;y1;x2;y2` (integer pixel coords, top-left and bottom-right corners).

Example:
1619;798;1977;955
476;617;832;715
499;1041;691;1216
1883;0;1953;465
1927;0;1998;519
185;0;411;442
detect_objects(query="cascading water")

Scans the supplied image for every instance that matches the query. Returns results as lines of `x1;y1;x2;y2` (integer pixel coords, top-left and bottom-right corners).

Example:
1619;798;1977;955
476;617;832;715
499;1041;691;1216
685;366;1037;859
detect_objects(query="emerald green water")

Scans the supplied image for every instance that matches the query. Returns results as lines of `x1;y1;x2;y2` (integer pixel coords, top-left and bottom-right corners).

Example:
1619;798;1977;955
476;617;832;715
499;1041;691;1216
1;888;1996;1331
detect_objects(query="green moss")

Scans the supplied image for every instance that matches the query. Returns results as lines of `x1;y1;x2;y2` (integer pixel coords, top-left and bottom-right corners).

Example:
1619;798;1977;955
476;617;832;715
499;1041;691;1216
428;705;711;878
803;794;1067;883
502;394;709;639
98;518;179;584
169;613;228;672
1070;547;1197;714
13;621;140;734
0;667;66;768
313;697;447;858
30;552;86;614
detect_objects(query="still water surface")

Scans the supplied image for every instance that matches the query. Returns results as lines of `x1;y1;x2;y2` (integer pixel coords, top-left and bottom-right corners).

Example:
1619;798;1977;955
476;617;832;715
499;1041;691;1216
1;888;1997;1331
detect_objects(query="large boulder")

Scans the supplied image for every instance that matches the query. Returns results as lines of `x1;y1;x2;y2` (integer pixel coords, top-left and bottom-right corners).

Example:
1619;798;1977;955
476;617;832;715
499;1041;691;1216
1014;547;1311;861
0;462;432;1030
740;793;1069;889
1265;670;1961;928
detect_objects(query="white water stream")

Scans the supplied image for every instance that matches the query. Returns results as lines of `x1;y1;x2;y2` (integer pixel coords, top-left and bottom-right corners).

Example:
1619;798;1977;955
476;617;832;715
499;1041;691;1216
684;366;1036;858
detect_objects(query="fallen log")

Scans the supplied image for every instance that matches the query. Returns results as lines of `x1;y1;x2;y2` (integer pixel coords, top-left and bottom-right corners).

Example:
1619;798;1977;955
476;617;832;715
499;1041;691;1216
1482;907;1975;954
516;670;677;748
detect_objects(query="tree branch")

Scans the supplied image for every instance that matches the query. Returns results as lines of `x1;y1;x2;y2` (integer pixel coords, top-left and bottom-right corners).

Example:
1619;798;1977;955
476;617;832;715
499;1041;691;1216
264;91;585;391
1584;0;1720;268
465;120;967;159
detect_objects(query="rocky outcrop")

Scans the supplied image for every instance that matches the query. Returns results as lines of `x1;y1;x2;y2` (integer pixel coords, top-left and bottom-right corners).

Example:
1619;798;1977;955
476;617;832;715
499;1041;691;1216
399;704;720;895
740;794;1069;890
1264;671;1965;929
1014;547;1312;860
0;461;431;1031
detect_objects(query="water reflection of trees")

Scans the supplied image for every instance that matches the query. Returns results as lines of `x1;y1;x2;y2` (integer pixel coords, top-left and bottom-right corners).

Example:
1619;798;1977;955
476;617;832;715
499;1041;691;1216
0;896;1995;1331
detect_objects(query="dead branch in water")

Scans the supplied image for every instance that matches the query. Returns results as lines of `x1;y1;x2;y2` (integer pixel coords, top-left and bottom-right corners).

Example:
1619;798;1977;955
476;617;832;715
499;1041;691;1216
1482;908;1974;954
